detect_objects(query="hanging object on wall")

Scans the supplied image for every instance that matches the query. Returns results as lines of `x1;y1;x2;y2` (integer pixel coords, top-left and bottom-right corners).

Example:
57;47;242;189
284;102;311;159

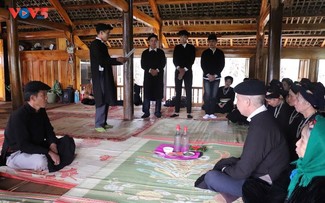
66;38;74;64
19;45;24;51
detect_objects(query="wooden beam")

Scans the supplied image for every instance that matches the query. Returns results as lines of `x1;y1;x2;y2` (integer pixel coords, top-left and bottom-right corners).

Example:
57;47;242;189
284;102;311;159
163;24;257;32
48;0;88;50
73;27;154;36
17;19;70;32
103;0;129;12
258;0;270;35
133;7;160;28
57;3;113;10
73;19;121;26
161;34;169;48
104;0;160;29
148;0;169;48
134;0;247;5
18;31;66;39
282;23;325;31
149;0;161;22
73;35;89;50
48;0;74;26
77;46;256;59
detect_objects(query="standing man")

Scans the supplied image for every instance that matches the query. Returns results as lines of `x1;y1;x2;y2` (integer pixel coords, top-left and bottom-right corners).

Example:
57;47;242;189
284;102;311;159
0;81;75;172
90;23;127;132
201;34;225;119
170;30;196;119
141;34;166;118
195;79;289;202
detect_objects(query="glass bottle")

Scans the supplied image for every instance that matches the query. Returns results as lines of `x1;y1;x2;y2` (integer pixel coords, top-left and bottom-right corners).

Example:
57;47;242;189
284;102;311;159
174;124;181;152
181;126;189;153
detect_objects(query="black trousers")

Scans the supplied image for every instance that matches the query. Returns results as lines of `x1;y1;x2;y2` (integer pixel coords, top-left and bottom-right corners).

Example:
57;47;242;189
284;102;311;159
47;135;76;172
174;70;193;113
242;167;292;203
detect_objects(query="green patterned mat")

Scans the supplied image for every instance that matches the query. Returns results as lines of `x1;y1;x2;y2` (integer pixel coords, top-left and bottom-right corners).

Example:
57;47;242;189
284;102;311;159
59;139;243;203
138;119;248;144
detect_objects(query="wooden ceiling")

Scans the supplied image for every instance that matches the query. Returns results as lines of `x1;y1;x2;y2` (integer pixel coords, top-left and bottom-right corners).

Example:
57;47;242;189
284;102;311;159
1;0;325;50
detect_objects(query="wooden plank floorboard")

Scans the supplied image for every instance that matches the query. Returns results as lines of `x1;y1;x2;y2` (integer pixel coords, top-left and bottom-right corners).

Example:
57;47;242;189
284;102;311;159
0;176;68;195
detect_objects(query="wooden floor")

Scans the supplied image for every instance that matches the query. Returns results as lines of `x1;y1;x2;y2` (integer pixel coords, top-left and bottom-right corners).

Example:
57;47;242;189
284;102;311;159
0;176;69;195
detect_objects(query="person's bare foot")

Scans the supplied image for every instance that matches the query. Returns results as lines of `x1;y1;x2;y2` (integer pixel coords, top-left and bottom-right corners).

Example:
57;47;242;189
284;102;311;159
214;193;239;203
214;194;227;203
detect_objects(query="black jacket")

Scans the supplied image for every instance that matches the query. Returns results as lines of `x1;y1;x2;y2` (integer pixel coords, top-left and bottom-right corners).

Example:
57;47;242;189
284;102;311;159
201;48;225;78
141;48;166;100
173;43;196;70
90;39;122;107
223;110;290;181
1;103;58;161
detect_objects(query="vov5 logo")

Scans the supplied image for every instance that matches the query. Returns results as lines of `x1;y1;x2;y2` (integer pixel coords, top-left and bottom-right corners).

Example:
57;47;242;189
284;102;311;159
8;7;49;19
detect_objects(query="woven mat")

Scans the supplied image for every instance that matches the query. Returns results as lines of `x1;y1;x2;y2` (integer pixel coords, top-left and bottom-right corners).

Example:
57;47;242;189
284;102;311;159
59;139;243;203
0;130;142;189
137;119;248;145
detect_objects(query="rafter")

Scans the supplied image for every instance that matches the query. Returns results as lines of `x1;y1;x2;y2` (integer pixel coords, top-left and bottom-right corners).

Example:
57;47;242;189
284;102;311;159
73;19;121;26
148;0;169;48
104;0;160;28
18;31;66;40
48;0;73;27
103;0;129;12
17;19;70;32
73;27;154;36
48;0;88;50
258;0;269;36
163;24;257;32
134;0;246;5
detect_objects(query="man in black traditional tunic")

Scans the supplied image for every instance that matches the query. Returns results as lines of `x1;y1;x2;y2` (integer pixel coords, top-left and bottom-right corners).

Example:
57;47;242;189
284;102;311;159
90;23;127;132
195;79;289;202
170;30;196;119
0;81;75;172
140;34;166;118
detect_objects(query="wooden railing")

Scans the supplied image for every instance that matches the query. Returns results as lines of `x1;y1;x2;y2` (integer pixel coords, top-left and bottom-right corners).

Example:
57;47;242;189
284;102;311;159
117;85;203;106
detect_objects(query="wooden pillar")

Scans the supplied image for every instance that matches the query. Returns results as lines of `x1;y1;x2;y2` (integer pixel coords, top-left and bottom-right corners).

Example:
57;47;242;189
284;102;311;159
298;59;309;81
267;0;283;83
56;38;67;51
255;34;265;81
7;0;23;109
309;59;318;82
0;39;5;101
249;55;256;79
123;0;134;120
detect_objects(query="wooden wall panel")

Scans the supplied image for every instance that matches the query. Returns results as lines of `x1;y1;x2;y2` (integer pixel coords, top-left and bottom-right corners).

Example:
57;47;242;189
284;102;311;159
20;51;75;90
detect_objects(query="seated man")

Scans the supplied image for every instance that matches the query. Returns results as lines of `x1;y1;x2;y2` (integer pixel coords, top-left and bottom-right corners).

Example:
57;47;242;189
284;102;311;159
195;79;289;202
0;81;75;172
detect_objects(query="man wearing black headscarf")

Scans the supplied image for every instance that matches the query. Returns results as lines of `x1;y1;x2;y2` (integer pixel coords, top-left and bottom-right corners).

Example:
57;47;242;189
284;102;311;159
170;30;196;119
